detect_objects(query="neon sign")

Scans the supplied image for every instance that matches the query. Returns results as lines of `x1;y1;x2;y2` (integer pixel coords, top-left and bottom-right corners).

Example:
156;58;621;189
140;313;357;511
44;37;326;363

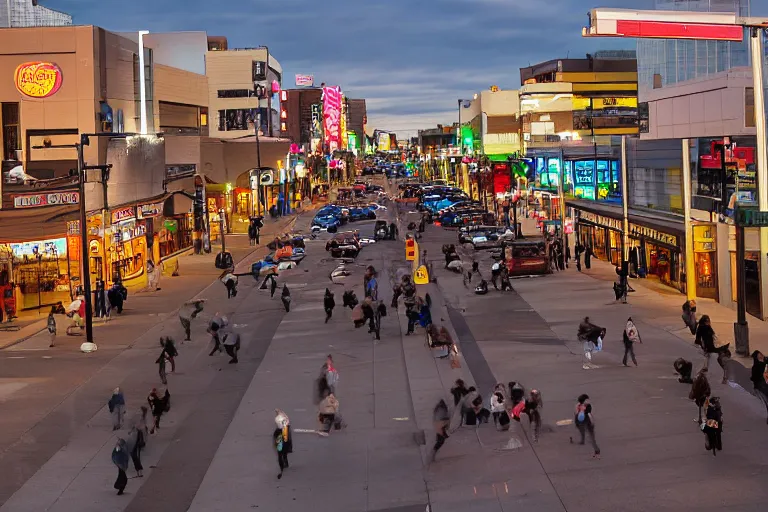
322;86;342;152
15;62;63;98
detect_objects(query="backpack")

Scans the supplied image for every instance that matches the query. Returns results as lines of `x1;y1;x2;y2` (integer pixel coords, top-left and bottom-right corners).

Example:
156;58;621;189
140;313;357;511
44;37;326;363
575;404;587;423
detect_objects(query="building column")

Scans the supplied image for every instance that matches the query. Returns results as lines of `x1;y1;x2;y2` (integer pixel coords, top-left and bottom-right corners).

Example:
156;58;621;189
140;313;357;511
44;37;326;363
682;138;696;301
752;29;768;320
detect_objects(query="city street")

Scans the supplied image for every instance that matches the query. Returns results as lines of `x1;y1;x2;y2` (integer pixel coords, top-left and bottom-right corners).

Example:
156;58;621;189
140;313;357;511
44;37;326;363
2;184;768;512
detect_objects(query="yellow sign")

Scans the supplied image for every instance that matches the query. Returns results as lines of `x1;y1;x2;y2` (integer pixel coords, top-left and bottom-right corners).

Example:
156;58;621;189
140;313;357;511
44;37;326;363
572;97;637;110
414;265;429;285
14;62;63;98
490;85;499;92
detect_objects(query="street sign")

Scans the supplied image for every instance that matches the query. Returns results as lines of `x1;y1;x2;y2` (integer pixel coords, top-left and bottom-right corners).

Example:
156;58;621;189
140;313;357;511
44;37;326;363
405;239;416;261
735;208;768;227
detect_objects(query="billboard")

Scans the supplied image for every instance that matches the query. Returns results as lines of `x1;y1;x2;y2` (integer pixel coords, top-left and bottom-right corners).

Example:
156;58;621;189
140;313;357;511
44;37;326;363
322;86;342;152
377;133;391;152
295;74;314;87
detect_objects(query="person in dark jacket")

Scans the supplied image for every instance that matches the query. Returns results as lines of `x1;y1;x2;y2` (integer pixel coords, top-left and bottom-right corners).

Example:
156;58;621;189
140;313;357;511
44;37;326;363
584;245;593;270
430;399;451;462
147;388;169;434
281;284;291;312
575;242;583;272
324;288;335;323
572;394;600;458
690;367;711;424
107;280;128;315
112;439;130;495
682;300;697;335
751;350;768;424
695;315;717;368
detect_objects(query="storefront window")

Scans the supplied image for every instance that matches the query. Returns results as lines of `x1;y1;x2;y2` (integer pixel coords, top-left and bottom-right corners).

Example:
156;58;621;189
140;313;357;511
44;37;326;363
110;220;147;282
5;238;72;310
158;216;192;258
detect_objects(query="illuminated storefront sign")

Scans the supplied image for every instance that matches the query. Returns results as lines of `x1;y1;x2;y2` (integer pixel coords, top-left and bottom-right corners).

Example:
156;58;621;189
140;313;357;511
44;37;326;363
295;74;314;87
13;191;79;208
10;238;67;258
138;202;163;219
14;62;63;98
322;86;342;152
112;206;136;224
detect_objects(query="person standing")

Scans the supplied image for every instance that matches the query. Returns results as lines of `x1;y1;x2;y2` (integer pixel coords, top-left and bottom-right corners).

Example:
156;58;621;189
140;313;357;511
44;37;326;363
161;337;178;373
156;347;168;385
273;409;292;479
108;387;125;431
450;379;468;406
430;399;451;462
125;421;144;478
490;383;510;431
575;242;583;272
112;439;130;495
221;272;238;299
47;305;58;347
750;351;768;424
622;317;641;367
324;288;335;323
694;315;717;369
364;266;379;301
248;220;258;246
573;394;600;458
584;245;592;270
147;388;166;434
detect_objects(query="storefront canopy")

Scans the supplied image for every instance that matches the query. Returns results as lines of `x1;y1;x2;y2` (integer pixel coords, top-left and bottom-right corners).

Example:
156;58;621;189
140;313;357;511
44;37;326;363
0;205;78;242
567;199;685;236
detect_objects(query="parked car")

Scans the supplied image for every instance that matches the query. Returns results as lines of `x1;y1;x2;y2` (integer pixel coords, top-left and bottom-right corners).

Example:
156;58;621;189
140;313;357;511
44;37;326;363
326;232;362;258
312;214;341;231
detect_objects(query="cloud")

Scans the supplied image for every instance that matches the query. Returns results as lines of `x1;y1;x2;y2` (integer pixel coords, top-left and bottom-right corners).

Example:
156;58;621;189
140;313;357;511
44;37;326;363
48;0;766;138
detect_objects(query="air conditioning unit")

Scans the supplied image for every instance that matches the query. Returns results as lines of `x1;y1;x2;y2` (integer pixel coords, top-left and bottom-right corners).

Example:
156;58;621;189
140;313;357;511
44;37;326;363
259;171;274;186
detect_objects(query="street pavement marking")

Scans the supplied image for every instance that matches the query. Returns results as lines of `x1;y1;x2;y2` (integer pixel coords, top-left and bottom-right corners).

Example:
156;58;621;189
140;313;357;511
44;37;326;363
556;419;573;426
7;356;25;359
657;375;678;379
42;356;52;359
393;417;409;421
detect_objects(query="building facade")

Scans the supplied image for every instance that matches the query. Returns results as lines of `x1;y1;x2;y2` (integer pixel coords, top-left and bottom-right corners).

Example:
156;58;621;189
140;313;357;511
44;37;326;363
0;0;71;28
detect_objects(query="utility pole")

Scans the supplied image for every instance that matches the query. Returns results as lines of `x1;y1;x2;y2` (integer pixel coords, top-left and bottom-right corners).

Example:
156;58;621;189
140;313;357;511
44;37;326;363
76;142;95;344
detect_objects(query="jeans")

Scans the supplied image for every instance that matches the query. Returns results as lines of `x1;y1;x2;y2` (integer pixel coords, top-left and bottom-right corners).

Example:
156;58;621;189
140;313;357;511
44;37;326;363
576;421;600;454
112;405;124;429
622;342;637;366
130;435;144;472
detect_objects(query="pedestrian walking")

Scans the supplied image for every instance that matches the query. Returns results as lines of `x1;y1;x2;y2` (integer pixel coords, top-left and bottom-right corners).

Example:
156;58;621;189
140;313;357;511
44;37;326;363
577;317;604;369
750;350;768;424
682;300;697;335
430;399;451;462
179;299;205;342
317;393;342;435
111;439;130;495
221;272;238;299
572;394;600;458
281;284;291;312
490;383;510;431
274;409;292;479
47;305;58;347
147;388;170;434
622;317;641;367
702;396;724;455
208;315;226;356
450;379;468;406
156;348;168;385
324;288;335;323
108;387;125;431
161;337;178;372
694;315;717;369
364;266;379;301
222;330;240;364
689;367;711;424
565;244;571;268
323;355;339;394
575;242;583;272
525;389;543;443
268;273;278;298
584;245;592;270
125;421;144;478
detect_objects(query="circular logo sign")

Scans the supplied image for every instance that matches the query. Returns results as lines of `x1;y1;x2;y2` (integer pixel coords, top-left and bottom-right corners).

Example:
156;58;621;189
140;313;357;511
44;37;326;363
14;62;63;98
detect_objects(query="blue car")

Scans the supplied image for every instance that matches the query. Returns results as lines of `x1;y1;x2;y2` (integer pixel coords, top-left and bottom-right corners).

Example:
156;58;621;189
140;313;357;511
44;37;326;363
312;214;341;230
347;207;375;222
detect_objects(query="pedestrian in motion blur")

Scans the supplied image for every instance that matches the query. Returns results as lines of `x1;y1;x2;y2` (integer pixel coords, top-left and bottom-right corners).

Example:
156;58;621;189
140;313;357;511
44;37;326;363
273;409;292;479
430;399;451;462
577;317;604;369
281;284;292;312
147;388;170;434
112;438;130;495
690;367;711;424
179;299;205;342
572;394;600;458
324;288;335;323
108;387;126;431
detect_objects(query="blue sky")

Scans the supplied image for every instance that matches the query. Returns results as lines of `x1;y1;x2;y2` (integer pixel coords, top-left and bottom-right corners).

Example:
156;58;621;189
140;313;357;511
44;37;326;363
49;0;767;137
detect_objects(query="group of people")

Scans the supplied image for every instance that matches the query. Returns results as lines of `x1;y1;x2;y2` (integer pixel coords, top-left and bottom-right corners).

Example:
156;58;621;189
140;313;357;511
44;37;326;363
577;316;642;369
109;386;170;494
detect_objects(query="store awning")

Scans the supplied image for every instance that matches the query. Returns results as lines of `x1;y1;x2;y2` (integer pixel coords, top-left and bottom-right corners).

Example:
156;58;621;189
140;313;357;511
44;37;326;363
567;199;685;236
0;205;79;242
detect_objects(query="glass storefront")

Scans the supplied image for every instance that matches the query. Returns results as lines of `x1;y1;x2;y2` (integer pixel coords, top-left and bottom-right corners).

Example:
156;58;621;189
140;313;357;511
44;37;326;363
3;238;73;310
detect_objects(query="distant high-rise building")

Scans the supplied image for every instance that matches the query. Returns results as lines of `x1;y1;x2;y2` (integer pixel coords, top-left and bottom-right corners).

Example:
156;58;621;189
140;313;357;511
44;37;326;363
637;0;750;90
0;0;72;28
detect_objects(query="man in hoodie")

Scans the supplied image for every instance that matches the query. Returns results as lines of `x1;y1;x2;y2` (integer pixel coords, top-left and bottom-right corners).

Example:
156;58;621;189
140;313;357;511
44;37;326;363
108;387;126;431
324;289;335;323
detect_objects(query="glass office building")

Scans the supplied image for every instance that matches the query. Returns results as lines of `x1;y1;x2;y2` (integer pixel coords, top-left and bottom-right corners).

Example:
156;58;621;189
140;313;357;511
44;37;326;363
637;0;750;89
0;0;72;28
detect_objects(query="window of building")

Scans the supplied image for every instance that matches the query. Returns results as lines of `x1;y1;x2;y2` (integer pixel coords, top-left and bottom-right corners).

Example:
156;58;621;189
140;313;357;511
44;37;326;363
133;49;154;131
745;87;755;128
1;102;21;161
217;89;258;98
253;61;266;81
218;109;257;132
